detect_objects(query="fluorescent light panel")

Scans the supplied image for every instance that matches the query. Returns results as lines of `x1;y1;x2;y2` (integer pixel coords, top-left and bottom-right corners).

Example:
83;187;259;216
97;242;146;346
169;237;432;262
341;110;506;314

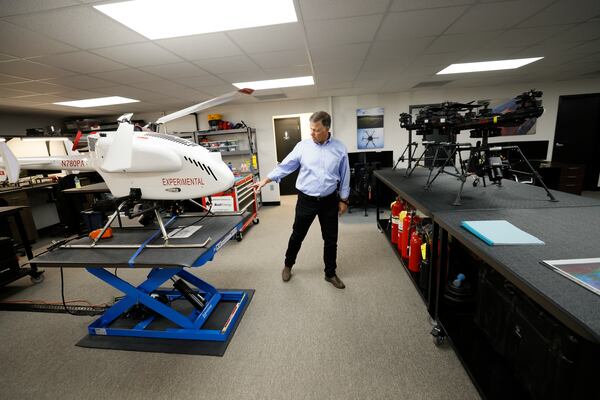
95;0;297;40
233;76;314;90
437;57;543;74
54;96;139;108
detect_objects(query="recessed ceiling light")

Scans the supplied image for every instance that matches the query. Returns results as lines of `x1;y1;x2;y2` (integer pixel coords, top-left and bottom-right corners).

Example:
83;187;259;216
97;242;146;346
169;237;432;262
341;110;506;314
95;0;297;40
437;57;543;74
54;96;139;108
233;76;314;90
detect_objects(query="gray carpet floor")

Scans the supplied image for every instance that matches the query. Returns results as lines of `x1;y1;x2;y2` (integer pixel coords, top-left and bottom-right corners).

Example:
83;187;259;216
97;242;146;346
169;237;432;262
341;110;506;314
0;195;479;400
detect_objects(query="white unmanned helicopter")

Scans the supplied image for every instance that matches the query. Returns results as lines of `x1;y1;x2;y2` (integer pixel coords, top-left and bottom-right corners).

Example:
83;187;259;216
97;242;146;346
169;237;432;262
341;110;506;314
0;89;255;245
0;89;253;200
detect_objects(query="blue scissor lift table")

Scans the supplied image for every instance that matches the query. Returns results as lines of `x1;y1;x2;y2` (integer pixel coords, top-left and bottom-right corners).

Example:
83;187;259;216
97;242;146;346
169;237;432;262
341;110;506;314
32;214;249;342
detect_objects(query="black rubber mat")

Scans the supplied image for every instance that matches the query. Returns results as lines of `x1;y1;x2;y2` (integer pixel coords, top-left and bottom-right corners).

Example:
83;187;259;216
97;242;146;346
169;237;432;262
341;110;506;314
76;289;253;356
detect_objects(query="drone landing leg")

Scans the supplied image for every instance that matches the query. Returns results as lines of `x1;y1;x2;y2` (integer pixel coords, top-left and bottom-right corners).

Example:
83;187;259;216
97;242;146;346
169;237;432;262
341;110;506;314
155;209;169;241
406;143;427;177
425;145;442;186
394;142;416;171
427;145;459;189
513;147;558;202
91;201;127;246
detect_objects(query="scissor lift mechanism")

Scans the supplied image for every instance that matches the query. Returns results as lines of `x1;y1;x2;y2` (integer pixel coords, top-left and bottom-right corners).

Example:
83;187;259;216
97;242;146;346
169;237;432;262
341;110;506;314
32;213;249;341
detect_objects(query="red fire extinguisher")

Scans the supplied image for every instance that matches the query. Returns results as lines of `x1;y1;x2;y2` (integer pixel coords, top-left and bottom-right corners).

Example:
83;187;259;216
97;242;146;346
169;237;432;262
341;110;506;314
400;212;412;258
390;199;403;244
397;210;407;252
402;213;421;258
408;230;422;272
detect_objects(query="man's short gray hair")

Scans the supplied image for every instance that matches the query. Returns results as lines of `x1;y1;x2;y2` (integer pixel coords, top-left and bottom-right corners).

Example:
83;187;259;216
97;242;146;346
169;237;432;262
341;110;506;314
309;111;331;128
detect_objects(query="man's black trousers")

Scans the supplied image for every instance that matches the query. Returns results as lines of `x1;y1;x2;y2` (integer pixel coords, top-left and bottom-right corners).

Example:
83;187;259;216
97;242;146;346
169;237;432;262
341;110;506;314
285;191;339;278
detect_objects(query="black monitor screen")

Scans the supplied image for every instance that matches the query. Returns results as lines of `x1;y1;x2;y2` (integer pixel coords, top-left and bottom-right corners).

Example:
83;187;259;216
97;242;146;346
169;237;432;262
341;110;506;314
348;151;393;168
491;140;549;161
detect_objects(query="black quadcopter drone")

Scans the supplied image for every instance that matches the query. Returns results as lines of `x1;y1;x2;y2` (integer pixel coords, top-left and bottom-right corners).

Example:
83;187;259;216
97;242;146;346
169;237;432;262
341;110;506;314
395;90;556;205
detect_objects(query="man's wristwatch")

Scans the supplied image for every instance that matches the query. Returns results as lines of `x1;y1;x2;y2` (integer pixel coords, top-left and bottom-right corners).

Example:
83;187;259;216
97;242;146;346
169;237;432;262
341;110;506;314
339;198;349;205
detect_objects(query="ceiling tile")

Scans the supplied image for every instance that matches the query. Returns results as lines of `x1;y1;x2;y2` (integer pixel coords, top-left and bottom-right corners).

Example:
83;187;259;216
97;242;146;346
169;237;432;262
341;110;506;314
0;73;30;84
227;24;305;53
567;38;600;53
54;88;106;98
426;31;502;54
186;84;237;96
0;21;77;57
390;0;476;12
17;93;75;104
552;21;600;43
282;86;319;99
305;14;383;47
249;49;310;69
35;51;127;73
519;0;600;27
0;53;17;62
3;80;63;93
91;85;162;101
313;80;353;90
48;75;116;89
377;7;468;40
92;43;182;68
156;33;243;60
446;1;552;34
90;68;159;84
359;58;413;76
487;26;574;48
217;70;269;83
314;61;362;75
412;52;466;70
314;69;358;83
310;43;370;63
193;55;260;75
300;0;390;20
175;75;229;89
369;37;435;61
0;86;38;98
7;6;147;49
0;60;75;79
460;47;530;62
263;65;312;78
0;0;78;17
139;62;210;79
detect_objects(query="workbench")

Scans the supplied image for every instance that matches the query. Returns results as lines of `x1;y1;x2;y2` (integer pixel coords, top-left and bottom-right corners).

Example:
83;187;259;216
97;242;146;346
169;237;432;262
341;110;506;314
374;167;599;399
32;213;250;343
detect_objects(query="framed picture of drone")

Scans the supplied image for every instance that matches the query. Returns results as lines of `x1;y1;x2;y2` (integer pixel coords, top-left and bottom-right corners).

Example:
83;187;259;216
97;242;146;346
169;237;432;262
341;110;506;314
357;107;384;149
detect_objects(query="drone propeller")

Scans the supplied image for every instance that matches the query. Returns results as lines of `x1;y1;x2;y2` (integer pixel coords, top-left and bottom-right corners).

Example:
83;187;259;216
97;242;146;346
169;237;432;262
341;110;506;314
155;88;254;125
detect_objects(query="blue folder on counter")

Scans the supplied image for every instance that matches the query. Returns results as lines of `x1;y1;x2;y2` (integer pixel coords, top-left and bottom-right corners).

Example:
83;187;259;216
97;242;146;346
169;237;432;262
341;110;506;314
461;220;544;246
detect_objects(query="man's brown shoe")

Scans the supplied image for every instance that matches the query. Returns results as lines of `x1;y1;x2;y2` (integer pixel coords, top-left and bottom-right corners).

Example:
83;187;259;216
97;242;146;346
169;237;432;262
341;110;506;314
325;275;345;289
282;266;292;282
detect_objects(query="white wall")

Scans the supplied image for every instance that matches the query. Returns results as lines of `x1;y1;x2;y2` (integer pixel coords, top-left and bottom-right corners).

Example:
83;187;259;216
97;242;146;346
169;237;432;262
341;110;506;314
111;76;600;202
332;77;600;167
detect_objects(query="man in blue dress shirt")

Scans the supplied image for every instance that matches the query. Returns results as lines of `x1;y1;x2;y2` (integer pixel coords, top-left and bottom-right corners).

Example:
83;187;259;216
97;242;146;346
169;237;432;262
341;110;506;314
252;111;350;289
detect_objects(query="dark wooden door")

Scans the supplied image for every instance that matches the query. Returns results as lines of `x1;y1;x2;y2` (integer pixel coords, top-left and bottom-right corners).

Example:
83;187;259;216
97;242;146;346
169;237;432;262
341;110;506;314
553;94;600;190
274;117;302;195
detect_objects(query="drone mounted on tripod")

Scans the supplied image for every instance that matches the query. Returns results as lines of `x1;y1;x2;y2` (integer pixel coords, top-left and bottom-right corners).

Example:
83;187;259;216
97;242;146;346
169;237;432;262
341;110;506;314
394;90;557;205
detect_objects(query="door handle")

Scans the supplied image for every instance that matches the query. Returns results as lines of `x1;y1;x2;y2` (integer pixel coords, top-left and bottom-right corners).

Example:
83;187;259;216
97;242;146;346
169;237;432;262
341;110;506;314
555;143;564;147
